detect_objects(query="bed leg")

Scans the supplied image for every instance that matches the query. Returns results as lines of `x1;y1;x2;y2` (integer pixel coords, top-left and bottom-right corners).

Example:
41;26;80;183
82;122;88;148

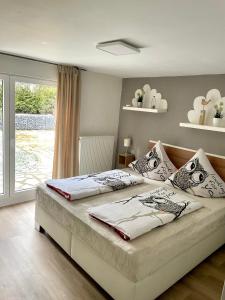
35;222;45;233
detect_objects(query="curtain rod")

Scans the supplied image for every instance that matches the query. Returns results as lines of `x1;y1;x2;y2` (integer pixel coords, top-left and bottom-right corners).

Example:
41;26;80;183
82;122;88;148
0;51;87;71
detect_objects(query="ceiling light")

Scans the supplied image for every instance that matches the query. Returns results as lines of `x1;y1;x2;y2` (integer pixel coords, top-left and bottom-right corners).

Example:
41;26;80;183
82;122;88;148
96;40;140;55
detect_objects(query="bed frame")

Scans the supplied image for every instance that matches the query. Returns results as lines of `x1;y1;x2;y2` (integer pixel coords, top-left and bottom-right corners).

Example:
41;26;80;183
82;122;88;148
35;142;225;300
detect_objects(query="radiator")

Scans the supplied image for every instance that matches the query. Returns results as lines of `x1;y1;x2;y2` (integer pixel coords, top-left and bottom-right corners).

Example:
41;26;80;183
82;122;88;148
79;136;115;175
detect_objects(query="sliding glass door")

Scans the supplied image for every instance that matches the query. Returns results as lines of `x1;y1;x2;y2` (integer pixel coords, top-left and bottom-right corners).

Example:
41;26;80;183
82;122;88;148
10;77;57;202
0;75;56;205
0;74;10;203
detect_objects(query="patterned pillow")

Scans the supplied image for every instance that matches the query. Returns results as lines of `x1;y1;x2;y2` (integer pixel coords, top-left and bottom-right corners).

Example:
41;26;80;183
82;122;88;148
165;148;225;198
129;141;177;181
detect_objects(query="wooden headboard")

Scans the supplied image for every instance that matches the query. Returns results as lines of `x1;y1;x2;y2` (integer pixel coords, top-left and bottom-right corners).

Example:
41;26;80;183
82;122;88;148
149;140;225;182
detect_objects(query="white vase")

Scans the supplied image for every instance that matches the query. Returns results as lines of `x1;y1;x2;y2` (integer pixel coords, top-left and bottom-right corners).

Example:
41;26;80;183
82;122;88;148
213;117;223;127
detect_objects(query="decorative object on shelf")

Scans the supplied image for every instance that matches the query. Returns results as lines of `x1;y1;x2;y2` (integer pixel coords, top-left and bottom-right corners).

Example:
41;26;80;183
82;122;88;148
151;95;156;109
143;84;151;108
137;101;142;108
199;110;205;125
135;89;143;108
213;101;224;127
123;137;132;154
187;89;225;127
213;118;223;127
132;97;138;107
199;98;211;125
131;84;167;110
118;153;135;168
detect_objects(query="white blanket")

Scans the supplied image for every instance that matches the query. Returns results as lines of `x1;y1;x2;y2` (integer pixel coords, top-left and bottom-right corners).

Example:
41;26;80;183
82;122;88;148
88;186;203;240
46;169;144;201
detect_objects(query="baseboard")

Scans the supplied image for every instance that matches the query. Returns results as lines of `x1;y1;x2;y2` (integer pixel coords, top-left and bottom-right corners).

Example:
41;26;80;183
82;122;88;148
0;197;34;208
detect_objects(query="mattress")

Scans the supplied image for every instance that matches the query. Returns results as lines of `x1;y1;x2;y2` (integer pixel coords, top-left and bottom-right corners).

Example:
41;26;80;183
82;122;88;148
36;169;225;282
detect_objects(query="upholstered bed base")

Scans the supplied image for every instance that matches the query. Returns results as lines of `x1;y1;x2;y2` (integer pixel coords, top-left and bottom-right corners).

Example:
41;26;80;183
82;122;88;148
35;205;225;300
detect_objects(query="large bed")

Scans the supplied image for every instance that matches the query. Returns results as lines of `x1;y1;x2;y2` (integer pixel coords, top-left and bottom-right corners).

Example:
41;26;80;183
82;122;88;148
35;142;225;300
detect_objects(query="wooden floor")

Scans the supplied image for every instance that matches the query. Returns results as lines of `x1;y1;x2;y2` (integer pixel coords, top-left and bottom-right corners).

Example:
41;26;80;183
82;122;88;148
0;201;224;300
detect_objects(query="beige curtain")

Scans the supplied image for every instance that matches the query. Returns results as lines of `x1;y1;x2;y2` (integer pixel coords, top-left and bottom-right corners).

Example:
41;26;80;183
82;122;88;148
52;65;80;179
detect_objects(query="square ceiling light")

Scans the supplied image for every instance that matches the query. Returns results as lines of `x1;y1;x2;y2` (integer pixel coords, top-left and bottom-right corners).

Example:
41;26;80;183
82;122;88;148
96;40;140;55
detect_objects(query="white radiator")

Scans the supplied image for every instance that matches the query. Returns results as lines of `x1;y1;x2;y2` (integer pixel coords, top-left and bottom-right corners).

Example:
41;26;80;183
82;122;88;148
79;136;115;175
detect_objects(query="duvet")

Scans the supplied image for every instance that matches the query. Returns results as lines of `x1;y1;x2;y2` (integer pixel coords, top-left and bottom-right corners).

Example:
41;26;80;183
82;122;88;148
46;169;143;201
88;186;203;240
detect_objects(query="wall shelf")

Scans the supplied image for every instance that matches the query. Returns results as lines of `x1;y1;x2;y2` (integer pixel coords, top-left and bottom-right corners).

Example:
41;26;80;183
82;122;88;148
180;122;225;133
123;106;167;113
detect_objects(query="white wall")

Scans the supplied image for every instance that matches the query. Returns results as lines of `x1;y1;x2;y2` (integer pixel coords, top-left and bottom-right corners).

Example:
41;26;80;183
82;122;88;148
80;71;122;137
80;71;122;166
0;53;57;81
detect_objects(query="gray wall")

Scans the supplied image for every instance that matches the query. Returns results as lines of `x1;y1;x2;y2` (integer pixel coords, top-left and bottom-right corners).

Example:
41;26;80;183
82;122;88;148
117;75;225;159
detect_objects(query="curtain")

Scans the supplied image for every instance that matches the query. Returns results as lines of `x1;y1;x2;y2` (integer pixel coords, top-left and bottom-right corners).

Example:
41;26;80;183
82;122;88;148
52;65;80;179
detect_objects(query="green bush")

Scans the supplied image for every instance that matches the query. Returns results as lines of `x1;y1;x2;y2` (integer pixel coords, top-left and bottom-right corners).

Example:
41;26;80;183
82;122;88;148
15;84;56;114
0;83;56;114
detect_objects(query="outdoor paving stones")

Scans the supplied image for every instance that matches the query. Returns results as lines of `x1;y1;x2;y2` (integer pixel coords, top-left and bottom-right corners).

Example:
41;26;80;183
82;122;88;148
0;130;54;192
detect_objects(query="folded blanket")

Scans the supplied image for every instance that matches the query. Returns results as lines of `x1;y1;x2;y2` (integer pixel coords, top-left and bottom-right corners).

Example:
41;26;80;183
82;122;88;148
88;186;203;240
46;169;144;201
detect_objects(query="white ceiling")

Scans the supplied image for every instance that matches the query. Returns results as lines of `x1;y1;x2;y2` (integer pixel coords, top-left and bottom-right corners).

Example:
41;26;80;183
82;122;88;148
1;0;225;78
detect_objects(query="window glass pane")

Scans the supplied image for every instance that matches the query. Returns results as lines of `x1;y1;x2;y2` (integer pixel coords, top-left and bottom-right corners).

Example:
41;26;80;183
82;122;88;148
0;80;3;194
15;82;56;191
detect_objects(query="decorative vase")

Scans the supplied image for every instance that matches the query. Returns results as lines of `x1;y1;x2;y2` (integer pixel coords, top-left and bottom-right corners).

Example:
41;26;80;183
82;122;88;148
137;102;143;108
199;110;206;125
213;117;223;127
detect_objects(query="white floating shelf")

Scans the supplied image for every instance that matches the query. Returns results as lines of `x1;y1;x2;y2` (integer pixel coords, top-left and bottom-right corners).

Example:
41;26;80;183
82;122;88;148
180;122;225;133
123;106;167;113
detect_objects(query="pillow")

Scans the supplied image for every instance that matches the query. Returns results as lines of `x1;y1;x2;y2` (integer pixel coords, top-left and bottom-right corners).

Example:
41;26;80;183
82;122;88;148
129;141;177;181
165;148;225;198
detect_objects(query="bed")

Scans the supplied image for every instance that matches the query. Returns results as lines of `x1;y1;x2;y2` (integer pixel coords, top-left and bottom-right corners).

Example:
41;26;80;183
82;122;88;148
35;141;225;300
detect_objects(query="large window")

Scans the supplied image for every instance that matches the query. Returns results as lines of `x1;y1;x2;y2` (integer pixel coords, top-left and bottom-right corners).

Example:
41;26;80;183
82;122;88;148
15;82;57;191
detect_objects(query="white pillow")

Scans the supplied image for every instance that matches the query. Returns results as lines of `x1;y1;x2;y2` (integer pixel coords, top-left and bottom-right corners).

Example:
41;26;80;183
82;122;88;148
129;141;177;181
165;148;225;198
